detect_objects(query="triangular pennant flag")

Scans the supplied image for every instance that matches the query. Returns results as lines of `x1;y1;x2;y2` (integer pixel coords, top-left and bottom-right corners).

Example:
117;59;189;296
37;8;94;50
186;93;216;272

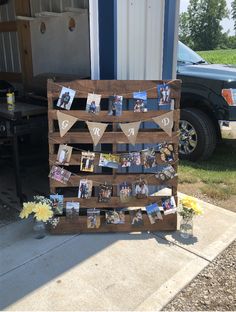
86;121;108;146
120;121;141;146
152;111;174;137
57;111;78;137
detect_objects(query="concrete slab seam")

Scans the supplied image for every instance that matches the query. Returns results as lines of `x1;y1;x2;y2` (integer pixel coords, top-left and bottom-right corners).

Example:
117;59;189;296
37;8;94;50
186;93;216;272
0;234;80;279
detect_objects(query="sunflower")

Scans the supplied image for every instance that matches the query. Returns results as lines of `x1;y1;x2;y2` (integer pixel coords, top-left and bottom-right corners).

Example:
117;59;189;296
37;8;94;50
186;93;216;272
19;202;36;219
33;203;53;222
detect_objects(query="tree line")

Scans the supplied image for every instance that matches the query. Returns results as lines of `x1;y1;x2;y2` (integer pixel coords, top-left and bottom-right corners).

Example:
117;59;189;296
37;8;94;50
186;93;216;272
179;0;236;51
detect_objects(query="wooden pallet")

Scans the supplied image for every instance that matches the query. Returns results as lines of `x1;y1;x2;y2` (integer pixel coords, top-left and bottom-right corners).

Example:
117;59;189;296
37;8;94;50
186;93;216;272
47;79;181;234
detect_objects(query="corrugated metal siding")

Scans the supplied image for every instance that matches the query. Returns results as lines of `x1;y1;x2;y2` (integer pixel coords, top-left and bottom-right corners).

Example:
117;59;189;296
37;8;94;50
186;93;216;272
117;0;164;80
0;0;21;73
30;0;89;16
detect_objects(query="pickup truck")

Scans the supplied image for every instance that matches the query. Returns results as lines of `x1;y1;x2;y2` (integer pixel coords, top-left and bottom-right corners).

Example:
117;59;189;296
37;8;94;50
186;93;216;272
177;42;236;161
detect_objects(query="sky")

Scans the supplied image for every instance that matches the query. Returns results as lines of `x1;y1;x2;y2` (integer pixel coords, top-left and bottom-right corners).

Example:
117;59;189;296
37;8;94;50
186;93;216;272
180;0;235;35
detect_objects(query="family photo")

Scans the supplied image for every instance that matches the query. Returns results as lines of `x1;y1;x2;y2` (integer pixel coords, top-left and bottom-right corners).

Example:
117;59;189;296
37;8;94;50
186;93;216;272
98;183;112;203
86;93;101;114
99;153;120;169
49;194;64;215
105;209;125;224
141;148;157;169
66;202;80;217
133;91;148;113
78;179;93;199
130;209;144;226
87;209;101;229
134;179;149;199
119;182;132;202
108;95;123;116
56;144;73;166
80;152;95;172
146;203;163;224
48;165;72;184
57;87;76;110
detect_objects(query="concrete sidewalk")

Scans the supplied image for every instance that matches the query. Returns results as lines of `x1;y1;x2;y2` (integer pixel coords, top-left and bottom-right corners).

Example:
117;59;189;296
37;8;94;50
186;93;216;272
0;196;236;311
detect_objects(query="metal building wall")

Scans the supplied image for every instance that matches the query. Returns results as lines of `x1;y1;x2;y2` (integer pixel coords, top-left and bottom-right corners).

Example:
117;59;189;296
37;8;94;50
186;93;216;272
116;0;165;80
0;0;21;73
30;0;89;16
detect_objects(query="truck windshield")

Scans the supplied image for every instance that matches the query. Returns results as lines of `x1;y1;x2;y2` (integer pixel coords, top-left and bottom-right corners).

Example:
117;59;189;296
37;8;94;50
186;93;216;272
178;41;207;64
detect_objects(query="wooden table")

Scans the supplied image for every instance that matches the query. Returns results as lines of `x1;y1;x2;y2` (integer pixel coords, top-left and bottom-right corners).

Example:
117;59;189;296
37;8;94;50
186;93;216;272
0;102;47;203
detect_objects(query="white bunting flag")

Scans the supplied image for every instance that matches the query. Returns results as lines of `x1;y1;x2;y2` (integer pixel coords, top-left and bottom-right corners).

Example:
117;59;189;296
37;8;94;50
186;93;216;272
57;111;78;137
86;121;108;146
152;111;174;137
120;121;141;146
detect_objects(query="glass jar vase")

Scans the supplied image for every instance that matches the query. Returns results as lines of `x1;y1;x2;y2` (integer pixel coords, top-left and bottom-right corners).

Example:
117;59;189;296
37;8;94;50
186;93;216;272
33;220;46;239
180;216;193;239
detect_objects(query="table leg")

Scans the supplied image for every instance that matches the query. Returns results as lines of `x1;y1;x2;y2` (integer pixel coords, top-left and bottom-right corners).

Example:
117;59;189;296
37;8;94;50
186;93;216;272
12;135;24;203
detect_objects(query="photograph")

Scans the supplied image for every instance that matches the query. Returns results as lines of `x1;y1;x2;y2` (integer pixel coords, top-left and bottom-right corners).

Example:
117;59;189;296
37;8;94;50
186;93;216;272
87;209;101;229
157;143;175;163
108;95;123;116
134;179;149;199
66;202;80;217
98;183;112;203
129;209;144;226
50;194;64;215
157;84;171;105
48;165;71;184
119;182;132;203
105;209;125;224
99;153;120;169
78;179;93;199
86;93;101;114
161;196;177;215
80;151;95;172
146;203;163;224
56;144;73;166
120;152;141;167
141;148;157;169
155;164;177;181
56;87;76;110
133;91;148;112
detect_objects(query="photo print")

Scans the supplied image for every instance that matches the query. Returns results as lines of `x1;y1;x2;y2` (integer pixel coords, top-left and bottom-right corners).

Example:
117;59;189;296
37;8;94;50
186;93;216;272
105;209;125;224
108;95;123;116
99;153;120;169
146;203;163;224
141;148;157;169
133;91;148;112
161;196;177;215
157;84;171;105
49;165;71;184
66;202;80;217
80;151;95;172
119;182;132;203
98;183;112;203
86;93;102;114
155;164;177;181
57;87;76;110
134;178;149;199
130;209;144;226
120;152;141;168
87;209;101;229
157;143;175;163
50;194;64;215
78;179;93;199
56;144;73;166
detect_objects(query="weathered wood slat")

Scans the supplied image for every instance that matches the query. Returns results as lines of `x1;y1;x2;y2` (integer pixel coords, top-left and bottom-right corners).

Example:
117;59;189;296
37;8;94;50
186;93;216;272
49;131;179;145
49;153;178;166
49;213;177;234
48;109;179;123
47;79;182;99
53;196;173;208
50;175;178;187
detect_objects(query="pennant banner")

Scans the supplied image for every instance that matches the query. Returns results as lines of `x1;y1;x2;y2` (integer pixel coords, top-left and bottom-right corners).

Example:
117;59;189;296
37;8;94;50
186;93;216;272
120;121;141;146
86;121;108;146
152;111;174;137
57;111;78;137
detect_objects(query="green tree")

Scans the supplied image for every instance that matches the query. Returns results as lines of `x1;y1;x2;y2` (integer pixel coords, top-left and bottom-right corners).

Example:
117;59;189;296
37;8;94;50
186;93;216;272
232;0;236;32
179;0;228;51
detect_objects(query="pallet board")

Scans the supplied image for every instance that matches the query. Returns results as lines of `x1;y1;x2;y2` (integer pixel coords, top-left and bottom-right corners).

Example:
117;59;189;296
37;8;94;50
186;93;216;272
47;79;181;234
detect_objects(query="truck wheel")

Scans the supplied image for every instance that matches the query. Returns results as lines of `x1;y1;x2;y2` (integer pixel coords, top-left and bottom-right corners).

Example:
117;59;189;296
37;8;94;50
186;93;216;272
179;108;216;161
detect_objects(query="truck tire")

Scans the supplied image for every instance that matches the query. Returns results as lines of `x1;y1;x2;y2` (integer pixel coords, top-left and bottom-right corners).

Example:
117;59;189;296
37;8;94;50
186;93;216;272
179;108;216;161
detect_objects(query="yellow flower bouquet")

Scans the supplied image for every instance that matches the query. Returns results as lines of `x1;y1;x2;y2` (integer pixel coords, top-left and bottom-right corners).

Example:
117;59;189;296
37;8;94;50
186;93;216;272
20;196;53;222
179;196;203;219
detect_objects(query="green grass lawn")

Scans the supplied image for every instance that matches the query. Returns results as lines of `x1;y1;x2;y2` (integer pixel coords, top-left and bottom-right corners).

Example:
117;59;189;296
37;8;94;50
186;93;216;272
179;141;236;201
197;49;236;65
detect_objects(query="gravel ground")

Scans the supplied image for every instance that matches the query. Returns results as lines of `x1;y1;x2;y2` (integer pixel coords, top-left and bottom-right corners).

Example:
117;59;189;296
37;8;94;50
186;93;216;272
163;240;236;311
